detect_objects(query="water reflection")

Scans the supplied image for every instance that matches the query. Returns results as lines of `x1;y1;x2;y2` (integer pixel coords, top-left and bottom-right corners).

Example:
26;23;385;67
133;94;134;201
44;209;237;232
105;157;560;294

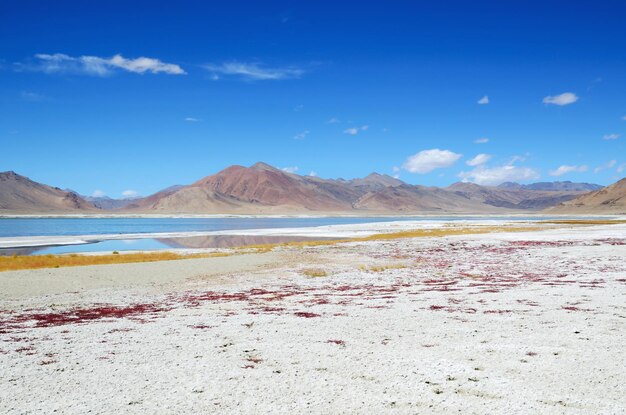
157;235;334;249
0;235;336;256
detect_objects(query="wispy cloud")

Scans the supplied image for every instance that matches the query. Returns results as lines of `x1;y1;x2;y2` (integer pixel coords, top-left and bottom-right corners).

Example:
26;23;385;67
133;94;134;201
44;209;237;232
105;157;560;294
203;62;304;81
549;165;588;177
122;190;139;198
343;125;369;135
622;115;626;121
477;95;489;105
20;91;45;102
327;117;340;124
184;117;200;122
617;163;626;173
542;92;578;106
474;137;489;144
603;133;620;140
459;165;539;185
594;160;617;173
281;166;299;174
19;53;185;76
466;153;491;166
308;171;317;177
91;190;106;198
402;149;462;174
293;130;310;140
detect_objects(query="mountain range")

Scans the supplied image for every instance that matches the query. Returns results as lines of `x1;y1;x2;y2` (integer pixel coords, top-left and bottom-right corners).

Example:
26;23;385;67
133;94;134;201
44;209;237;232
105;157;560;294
1;163;623;214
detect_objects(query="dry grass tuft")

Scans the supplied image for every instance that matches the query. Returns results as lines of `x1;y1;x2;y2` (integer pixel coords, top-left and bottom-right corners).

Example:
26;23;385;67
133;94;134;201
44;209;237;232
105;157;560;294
0;251;229;272
301;268;328;278
359;264;408;273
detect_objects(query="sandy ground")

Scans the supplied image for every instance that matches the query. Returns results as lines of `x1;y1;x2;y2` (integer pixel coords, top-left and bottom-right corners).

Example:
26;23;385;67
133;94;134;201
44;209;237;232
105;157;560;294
1;222;625;414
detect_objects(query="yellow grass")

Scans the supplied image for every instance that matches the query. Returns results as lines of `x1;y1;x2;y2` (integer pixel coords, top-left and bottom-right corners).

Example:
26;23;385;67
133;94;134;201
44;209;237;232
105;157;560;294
0;251;230;272
240;225;540;253
301;268;328;278
359;264;408;273
542;219;626;225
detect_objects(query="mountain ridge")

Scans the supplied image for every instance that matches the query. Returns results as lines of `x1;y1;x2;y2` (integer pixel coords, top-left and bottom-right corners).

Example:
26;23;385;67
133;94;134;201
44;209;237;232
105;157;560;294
1;166;618;215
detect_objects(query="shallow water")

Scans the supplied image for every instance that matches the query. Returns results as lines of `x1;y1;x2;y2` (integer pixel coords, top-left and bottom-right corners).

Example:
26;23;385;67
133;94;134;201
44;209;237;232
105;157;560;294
0;235;336;256
0;215;610;255
0;216;602;238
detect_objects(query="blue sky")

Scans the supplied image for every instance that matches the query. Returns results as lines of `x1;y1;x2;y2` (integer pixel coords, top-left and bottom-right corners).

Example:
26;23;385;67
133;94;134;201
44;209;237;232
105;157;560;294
1;1;625;198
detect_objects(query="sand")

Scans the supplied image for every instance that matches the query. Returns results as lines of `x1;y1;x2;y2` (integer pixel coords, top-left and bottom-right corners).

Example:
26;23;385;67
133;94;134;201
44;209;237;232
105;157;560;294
1;221;625;414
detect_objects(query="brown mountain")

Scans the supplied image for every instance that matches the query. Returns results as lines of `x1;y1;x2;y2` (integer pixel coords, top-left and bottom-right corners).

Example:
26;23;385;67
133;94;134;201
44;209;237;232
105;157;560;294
353;184;503;212
447;182;590;210
547;178;626;214
126;162;368;213
0;171;96;214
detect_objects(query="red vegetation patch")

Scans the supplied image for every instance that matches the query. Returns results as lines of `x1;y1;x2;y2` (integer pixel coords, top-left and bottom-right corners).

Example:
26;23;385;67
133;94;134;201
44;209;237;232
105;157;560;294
39;359;57;365
484;309;514;314
294;312;321;318
562;306;593;312
29;303;168;328
189;324;214;329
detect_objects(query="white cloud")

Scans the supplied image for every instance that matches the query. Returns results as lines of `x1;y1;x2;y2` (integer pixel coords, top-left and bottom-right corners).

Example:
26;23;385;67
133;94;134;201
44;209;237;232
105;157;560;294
91;190;106;198
28;53;185;76
281;166;299;174
622;115;626;121
594;160;617;173
185;117;200;122
477;95;489;105
20;91;45;101
343;125;369;135
542;92;578;106
466;153;492;166
507;155;527;165
392;166;400;173
203;62;303;81
617;163;626;173
122;190;139;198
308;171;317;177
293;130;310;140
402;149;462;174
458;165;540;185
549;165;588;177
327;117;340;124
603;133;620;140
474;137;489;144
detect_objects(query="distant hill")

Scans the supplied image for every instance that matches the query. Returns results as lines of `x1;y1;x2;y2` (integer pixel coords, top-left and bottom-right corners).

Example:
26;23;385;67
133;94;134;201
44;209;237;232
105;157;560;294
498;181;603;192
547;178;626;214
448;181;593;210
84;185;184;210
0;171;96;214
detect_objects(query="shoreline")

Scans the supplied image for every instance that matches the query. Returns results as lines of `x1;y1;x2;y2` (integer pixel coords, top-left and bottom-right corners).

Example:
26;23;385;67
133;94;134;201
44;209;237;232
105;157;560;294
1;212;623;219
1;216;623;250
